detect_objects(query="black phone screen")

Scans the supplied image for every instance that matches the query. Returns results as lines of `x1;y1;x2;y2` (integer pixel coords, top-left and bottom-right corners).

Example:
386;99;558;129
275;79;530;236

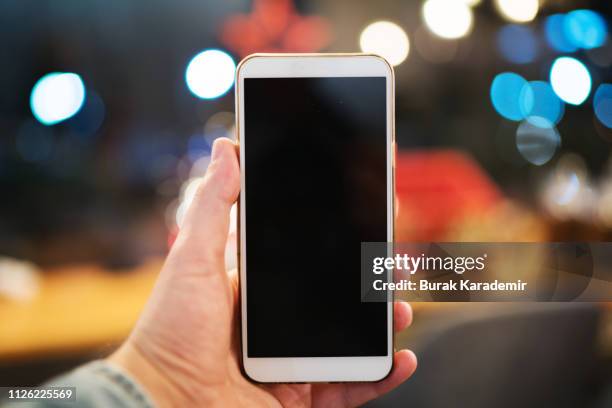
244;76;388;357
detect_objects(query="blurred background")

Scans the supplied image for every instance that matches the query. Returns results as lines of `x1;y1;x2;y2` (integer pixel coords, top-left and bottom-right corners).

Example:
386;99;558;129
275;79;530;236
1;0;611;406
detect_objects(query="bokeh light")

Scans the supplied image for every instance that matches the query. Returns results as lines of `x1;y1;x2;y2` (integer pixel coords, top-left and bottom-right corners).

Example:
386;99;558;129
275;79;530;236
564;9;607;50
494;0;538;23
544;14;578;53
516;117;560;166
490;72;531;121
30;72;86;126
359;21;410;66
185;49;236;99
555;172;580;206
550;57;592;105
520;81;564;125
175;177;203;228
204;111;236;143
68;91;106;139
422;0;473;40
597;182;612;227
594;84;612;129
497;24;538;64
542;154;592;219
187;135;211;161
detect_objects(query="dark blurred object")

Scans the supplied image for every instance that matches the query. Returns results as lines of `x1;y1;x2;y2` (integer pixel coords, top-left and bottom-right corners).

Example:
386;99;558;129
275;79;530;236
368;303;604;408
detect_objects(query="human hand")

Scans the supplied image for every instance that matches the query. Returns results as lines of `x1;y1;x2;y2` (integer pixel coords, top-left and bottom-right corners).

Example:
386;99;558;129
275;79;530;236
110;137;417;407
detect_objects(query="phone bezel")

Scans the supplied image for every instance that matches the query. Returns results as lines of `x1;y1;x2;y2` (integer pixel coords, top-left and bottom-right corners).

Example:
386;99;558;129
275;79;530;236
235;53;395;383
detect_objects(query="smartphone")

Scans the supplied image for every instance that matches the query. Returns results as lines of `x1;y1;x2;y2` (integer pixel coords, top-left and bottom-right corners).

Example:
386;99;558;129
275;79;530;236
236;54;394;383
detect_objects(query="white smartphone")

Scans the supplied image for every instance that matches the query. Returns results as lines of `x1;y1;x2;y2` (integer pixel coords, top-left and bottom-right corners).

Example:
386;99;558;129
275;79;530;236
236;54;394;383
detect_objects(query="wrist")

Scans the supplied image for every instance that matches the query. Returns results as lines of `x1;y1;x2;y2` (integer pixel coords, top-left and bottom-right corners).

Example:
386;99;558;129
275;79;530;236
108;342;201;407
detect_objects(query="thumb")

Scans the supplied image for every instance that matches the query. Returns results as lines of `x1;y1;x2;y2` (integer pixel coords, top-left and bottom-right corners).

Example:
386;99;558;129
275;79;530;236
171;137;240;268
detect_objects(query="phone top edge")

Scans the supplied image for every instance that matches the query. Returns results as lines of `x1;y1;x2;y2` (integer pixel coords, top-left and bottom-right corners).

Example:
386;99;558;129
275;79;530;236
235;53;394;80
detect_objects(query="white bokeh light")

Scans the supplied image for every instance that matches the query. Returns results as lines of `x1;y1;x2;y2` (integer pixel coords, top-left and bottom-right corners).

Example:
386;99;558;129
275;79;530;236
359;21;410;66
176;177;203;228
550;57;592;105
555;172;580;206
494;0;538;23
185;49;236;99
542;154;592;219
30;72;85;126
422;0;474;40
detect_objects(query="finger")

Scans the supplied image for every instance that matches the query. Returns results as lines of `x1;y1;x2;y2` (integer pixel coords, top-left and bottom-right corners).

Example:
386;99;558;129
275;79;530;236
369;350;417;399
394;301;413;332
170;138;240;268
312;350;417;408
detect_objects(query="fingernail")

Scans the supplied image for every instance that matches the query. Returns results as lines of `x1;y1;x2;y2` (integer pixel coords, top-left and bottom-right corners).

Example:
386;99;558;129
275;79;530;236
211;140;221;162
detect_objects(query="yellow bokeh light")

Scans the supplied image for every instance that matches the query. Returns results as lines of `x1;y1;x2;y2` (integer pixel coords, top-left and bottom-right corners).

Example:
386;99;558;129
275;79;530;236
494;0;539;23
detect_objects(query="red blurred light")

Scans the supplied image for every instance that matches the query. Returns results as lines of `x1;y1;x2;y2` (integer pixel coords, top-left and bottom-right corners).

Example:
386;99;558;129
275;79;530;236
221;0;332;56
396;150;502;240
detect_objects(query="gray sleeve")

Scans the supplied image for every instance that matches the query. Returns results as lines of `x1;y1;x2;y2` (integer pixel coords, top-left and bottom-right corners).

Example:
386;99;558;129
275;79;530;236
1;360;155;408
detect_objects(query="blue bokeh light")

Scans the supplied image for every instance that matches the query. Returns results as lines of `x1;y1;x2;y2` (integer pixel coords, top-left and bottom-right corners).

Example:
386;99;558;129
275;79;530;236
490;72;532;121
594;84;612;129
516;116;560;166
555;172;580;206
520;81;564;125
564;9;607;50
497;25;538;64
545;14;578;53
68;90;106;139
30;72;86;126
187;135;211;161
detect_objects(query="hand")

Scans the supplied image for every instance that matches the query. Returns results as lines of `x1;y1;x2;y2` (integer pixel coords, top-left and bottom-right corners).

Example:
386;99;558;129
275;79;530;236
110;137;417;407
